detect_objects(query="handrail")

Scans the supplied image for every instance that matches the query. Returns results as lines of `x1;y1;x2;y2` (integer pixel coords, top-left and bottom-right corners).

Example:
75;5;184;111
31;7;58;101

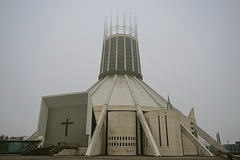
49;145;65;156
21;143;39;155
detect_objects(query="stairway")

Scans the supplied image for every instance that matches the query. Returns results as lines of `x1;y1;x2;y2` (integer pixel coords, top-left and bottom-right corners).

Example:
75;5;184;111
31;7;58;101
22;143;79;156
22;146;55;155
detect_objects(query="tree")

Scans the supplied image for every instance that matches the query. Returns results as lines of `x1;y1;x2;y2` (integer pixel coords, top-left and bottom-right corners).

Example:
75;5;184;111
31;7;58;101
0;134;4;141
0;134;9;140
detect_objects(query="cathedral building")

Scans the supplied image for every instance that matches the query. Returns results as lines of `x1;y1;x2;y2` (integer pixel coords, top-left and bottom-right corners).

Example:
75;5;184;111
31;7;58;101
34;16;229;157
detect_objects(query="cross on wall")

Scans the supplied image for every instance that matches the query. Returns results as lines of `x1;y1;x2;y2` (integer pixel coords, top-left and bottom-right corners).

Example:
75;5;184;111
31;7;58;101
61;118;73;136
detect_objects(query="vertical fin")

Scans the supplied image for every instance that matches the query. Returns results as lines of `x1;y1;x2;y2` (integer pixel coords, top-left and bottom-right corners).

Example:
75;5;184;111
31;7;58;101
189;108;195;120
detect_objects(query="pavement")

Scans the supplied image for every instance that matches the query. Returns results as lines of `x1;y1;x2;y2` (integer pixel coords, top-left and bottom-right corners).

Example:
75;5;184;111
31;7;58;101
0;155;227;160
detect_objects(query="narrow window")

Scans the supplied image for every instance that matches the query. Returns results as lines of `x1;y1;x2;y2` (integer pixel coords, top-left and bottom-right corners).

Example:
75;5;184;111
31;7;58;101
158;115;162;146
165;115;169;146
103;39;110;72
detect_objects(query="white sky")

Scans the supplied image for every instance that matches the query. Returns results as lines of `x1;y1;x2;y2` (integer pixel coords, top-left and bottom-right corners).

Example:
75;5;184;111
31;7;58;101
0;0;239;144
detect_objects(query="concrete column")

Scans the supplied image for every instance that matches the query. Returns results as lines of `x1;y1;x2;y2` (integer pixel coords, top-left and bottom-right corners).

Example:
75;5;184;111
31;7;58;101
85;105;107;156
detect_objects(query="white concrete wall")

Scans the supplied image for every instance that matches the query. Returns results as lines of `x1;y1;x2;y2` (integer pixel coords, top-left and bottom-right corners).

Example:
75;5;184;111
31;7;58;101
56;148;87;156
142;109;199;156
107;111;136;155
44;105;88;147
37;99;49;137
143;109;183;156
38;92;91;148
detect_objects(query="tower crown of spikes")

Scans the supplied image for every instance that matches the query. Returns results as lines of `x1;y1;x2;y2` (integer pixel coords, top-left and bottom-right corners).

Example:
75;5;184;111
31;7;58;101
99;13;142;80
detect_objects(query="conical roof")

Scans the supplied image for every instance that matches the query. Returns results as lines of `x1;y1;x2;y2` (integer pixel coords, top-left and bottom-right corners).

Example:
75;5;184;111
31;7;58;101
88;75;168;110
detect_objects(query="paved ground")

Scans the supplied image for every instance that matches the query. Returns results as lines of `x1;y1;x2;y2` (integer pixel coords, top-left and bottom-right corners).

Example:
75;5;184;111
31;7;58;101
0;155;227;160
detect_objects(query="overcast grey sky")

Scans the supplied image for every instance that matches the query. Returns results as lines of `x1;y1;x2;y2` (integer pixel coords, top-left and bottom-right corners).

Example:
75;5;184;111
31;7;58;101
0;0;239;144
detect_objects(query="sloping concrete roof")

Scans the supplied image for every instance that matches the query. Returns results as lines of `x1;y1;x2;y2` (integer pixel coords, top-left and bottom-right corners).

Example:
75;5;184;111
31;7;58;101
42;92;88;108
88;75;168;109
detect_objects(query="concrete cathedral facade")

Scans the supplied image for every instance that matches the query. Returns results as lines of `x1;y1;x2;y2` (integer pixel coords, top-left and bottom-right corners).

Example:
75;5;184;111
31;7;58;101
31;17;229;157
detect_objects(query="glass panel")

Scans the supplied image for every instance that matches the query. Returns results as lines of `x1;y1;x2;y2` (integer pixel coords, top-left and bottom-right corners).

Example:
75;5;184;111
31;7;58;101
132;39;138;73
117;36;124;71
125;37;132;71
103;39;110;72
109;37;116;71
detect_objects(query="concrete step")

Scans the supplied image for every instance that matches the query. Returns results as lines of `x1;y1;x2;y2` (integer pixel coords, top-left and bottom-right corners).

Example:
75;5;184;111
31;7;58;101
22;147;55;155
